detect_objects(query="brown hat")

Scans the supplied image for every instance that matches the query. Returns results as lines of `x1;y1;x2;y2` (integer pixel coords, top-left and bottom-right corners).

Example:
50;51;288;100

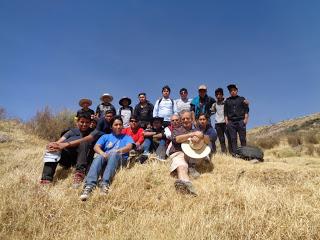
198;84;207;90
79;98;92;107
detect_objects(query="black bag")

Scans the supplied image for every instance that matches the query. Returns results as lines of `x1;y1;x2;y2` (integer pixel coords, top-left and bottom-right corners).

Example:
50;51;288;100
235;146;264;162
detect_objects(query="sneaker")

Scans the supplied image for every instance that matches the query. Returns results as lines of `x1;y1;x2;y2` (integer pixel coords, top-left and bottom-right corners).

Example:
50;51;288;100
72;171;85;189
80;185;94;201
174;179;197;196
40;179;52;185
188;166;200;179
136;154;148;164
249;159;260;164
100;184;110;195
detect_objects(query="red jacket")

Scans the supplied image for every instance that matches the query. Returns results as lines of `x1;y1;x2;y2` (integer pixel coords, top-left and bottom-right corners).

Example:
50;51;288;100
121;127;144;145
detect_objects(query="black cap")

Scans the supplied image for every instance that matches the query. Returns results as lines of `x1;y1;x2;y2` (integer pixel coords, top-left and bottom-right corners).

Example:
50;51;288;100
227;84;238;91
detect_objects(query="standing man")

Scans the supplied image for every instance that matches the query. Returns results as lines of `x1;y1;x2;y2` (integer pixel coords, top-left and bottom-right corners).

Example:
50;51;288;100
190;84;215;127
224;84;249;155
96;93;116;119
133;93;154;129
211;88;232;154
175;88;192;114
153;85;177;127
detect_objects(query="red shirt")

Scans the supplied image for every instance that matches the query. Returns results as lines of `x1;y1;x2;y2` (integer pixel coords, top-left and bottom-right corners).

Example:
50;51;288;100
121;127;144;145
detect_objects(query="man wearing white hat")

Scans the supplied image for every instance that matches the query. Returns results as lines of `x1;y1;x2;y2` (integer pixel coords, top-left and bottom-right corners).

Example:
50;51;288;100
96;93;116;118
168;110;211;196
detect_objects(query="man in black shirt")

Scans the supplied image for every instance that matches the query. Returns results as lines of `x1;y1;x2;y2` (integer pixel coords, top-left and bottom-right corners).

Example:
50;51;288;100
224;84;249;155
133;92;154;129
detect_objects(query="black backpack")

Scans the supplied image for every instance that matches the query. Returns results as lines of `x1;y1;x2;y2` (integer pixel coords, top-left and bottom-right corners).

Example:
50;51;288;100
235;146;264;162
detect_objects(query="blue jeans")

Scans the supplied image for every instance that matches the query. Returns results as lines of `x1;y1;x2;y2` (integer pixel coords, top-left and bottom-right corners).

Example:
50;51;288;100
85;152;127;187
142;138;166;159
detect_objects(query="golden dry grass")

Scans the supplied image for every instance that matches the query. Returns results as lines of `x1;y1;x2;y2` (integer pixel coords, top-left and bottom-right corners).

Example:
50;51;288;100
1;119;320;240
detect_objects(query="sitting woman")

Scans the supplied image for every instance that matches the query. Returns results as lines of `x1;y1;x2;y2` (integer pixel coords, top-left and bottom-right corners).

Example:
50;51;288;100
80;116;134;201
196;113;217;154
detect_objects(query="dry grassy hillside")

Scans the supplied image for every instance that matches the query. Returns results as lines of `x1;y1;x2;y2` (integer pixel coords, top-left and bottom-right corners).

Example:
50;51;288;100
1;116;320;240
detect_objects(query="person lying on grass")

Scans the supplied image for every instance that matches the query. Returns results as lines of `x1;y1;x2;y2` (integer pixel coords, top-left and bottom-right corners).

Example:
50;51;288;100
80;116;134;201
41;113;95;188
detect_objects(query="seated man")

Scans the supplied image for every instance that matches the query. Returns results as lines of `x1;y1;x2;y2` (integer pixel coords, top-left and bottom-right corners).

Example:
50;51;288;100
137;117;166;163
80;116;134;201
40;113;94;188
164;114;181;156
121;115;144;155
168;110;210;196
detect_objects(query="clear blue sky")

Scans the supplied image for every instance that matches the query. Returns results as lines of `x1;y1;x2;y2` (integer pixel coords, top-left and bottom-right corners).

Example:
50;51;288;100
1;0;319;128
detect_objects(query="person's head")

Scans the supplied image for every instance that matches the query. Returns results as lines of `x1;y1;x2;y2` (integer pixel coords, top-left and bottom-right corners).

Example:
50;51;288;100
227;84;238;97
152;117;164;130
90;119;97;129
162;85;171;98
198;84;207;98
180;110;193;130
129;115;139;130
215;88;224;101
110;116;123;135
100;93;113;103
119;97;131;108
79;98;92;110
104;110;114;122
170;114;181;128
179;88;188;100
138;93;147;104
198;113;209;128
76;113;91;132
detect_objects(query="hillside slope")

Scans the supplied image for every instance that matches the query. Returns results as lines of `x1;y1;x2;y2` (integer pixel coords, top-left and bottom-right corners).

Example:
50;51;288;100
1;118;320;240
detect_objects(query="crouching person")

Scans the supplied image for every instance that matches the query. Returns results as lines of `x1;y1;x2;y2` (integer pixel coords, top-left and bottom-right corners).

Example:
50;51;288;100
80;116;134;201
169;110;210;196
40;113;94;187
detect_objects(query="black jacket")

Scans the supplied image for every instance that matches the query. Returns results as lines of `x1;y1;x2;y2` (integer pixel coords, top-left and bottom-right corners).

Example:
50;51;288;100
224;95;249;122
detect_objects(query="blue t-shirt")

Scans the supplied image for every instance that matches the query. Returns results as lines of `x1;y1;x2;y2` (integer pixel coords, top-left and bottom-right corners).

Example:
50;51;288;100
96;133;134;159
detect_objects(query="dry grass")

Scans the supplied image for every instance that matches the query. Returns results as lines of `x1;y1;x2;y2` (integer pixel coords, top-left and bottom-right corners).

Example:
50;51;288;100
1;120;320;239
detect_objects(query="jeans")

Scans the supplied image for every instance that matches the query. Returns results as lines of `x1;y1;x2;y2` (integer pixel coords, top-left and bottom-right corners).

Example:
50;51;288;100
41;141;94;181
215;123;232;153
142;138;166;159
226;120;246;154
85;152;128;187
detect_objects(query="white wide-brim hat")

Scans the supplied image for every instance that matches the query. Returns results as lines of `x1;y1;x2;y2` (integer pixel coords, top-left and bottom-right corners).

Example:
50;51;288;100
181;139;211;159
100;93;113;102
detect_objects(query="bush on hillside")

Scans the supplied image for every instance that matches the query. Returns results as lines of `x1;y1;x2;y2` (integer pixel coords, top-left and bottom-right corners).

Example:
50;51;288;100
255;137;280;149
0;107;6;120
304;134;319;144
27;106;75;141
287;134;303;147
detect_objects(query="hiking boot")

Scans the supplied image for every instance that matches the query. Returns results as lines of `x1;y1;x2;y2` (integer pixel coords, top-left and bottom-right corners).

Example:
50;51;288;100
136;154;148;164
72;171;85;189
174;179;197;196
100;183;110;195
188;166;200;179
80;185;94;201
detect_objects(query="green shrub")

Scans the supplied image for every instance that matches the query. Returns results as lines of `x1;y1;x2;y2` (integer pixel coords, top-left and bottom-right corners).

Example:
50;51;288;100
27;106;75;141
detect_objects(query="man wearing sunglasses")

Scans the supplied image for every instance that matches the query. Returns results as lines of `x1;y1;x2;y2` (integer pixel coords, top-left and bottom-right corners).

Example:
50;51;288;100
175;88;192;114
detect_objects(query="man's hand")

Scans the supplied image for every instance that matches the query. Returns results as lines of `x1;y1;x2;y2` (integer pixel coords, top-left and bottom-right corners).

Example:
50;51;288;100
192;131;204;139
46;142;61;152
243;118;248;125
243;99;249;105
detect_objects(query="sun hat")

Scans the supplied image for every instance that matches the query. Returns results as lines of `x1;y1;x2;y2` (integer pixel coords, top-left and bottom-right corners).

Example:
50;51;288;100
100;93;113;102
181;138;211;159
198;84;207;90
119;96;132;106
79;98;92;107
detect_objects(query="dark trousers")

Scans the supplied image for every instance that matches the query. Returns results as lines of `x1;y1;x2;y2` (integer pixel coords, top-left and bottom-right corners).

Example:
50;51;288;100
41;141;94;181
226;120;246;154
215;123;232;153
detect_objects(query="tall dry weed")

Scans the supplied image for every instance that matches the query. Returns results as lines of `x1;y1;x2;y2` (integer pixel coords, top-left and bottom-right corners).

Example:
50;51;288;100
287;134;303;147
26;106;75;141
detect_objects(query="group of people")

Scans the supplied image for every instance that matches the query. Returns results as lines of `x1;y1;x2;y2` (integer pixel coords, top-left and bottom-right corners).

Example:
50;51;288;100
40;84;249;200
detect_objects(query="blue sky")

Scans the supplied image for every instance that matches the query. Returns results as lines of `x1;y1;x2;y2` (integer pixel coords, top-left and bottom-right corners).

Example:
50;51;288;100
1;0;319;128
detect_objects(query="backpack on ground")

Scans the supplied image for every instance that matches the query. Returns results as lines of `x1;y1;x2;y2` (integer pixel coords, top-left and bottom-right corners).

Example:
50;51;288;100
235;146;264;162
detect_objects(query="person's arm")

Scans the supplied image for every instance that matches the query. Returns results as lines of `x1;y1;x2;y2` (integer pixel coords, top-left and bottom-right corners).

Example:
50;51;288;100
137;129;144;144
173;100;178;115
144;131;156;137
243;113;249;125
224;101;229;125
55;134;94;150
94;144;108;159
175;131;204;143
152;100;159;117
116;143;133;154
153;132;163;140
